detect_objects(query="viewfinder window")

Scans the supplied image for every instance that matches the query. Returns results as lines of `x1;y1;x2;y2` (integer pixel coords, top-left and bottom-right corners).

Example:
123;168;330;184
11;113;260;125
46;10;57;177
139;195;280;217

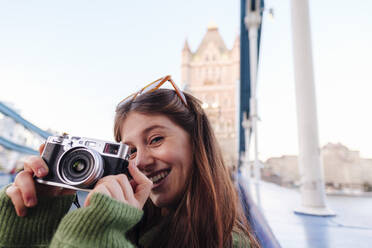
104;144;119;155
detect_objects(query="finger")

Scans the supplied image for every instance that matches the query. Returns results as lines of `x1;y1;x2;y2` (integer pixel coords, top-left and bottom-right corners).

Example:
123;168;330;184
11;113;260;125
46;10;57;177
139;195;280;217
96;177;125;202
38;143;46;155
6;185;27;217
129;179;137;191
128;164;152;207
23;156;49;178
116;174;136;204
128;163;152;186
84;184;111;207
13;171;37;207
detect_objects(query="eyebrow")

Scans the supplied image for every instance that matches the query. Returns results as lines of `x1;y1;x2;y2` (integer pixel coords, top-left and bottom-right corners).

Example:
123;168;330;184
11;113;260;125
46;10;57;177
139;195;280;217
142;125;167;135
123;124;167;145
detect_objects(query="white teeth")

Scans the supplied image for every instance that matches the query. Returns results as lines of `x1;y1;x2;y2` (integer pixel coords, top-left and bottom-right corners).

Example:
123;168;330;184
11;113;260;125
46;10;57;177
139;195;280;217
150;171;169;183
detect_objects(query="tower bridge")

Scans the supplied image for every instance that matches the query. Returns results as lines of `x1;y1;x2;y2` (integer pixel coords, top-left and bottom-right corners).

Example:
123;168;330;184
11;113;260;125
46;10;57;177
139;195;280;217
0;101;52;172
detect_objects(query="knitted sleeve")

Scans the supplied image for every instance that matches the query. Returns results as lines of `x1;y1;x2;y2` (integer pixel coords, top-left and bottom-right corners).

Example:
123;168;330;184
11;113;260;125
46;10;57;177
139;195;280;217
0;185;75;248
50;193;144;248
232;231;251;248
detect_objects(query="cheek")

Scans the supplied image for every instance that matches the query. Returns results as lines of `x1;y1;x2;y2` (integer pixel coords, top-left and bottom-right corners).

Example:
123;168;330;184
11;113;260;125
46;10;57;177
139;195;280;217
156;138;193;173
155;143;181;162
181;153;193;172
163;150;189;168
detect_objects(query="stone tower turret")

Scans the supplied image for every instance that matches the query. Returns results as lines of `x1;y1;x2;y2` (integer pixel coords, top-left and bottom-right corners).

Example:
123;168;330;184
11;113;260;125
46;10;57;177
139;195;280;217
181;39;192;89
232;34;240;82
180;24;240;166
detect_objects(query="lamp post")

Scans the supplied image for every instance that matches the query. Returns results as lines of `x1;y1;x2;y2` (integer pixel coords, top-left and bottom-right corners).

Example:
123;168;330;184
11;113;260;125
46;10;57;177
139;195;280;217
241;111;251;194
244;0;262;206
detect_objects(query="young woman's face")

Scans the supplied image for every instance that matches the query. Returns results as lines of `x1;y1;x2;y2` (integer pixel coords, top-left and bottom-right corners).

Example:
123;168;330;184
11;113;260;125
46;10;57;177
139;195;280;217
121;112;193;209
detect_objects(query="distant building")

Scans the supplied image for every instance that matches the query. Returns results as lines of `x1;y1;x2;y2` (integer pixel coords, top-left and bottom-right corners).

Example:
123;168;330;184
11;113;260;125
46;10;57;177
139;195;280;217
264;155;299;187
181;23;240;166
262;143;372;192
322;143;372;191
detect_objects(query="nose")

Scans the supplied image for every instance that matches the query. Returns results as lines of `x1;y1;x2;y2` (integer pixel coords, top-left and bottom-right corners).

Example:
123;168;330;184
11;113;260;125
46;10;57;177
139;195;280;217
134;148;155;172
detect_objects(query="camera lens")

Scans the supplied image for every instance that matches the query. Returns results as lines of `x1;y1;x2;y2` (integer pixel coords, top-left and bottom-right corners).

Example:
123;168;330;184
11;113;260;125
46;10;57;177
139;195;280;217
72;160;86;172
57;147;104;188
67;158;89;179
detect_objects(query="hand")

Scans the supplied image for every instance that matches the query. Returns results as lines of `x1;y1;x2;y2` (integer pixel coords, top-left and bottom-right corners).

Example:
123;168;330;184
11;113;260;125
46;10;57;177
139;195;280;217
5;144;75;217
84;163;153;210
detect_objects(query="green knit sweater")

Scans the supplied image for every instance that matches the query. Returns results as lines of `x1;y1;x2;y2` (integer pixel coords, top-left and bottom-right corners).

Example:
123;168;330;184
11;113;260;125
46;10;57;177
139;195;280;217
0;186;250;247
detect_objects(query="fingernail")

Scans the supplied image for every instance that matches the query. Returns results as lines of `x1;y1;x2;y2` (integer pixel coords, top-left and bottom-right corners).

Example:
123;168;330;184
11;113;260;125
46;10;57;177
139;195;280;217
37;167;47;176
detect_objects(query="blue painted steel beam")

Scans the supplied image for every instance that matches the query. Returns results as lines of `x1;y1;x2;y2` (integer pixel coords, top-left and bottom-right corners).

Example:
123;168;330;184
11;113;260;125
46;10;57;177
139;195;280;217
239;0;264;162
0;102;51;139
237;173;281;247
0;136;38;155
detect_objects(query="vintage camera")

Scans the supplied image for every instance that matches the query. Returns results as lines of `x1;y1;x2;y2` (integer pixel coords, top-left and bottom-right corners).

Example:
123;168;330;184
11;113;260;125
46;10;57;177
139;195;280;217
37;134;130;191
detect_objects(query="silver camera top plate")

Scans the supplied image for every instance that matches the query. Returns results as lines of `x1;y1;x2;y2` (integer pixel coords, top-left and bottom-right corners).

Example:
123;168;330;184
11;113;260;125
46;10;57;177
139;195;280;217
46;135;129;160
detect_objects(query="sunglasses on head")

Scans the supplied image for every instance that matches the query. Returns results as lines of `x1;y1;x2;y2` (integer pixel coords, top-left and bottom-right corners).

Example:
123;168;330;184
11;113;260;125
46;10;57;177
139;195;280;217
116;75;187;111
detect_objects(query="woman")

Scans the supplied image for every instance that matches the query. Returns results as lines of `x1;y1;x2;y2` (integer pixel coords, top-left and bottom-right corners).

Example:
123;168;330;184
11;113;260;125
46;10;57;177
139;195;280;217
0;76;260;247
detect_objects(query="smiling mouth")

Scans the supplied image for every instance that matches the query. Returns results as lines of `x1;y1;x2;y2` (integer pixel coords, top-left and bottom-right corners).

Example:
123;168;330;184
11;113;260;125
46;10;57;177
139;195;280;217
148;169;170;184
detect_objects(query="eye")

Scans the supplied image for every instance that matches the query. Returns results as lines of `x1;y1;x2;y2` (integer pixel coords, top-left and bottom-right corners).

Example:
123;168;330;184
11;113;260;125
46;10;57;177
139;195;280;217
129;147;137;159
150;136;163;145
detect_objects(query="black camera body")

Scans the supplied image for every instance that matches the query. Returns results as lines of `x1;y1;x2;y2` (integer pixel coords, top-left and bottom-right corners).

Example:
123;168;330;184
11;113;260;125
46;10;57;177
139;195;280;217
37;135;130;191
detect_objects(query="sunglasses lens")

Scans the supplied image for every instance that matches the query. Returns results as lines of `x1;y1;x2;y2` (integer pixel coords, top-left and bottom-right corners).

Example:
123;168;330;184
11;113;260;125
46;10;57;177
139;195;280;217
116;94;135;110
141;78;163;94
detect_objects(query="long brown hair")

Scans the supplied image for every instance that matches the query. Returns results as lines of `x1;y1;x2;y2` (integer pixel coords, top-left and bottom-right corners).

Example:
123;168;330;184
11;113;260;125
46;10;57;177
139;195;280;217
114;89;260;248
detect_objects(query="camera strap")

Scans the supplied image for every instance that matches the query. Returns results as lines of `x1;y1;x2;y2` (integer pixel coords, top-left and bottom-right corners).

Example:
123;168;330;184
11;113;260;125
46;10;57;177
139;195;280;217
73;194;81;208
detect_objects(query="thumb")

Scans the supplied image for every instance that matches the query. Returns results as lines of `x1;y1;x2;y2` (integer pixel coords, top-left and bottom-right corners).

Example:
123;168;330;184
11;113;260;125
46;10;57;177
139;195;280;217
128;164;152;207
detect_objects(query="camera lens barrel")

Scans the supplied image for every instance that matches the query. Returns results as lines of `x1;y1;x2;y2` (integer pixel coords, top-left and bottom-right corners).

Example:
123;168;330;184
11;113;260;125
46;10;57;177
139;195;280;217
57;147;104;188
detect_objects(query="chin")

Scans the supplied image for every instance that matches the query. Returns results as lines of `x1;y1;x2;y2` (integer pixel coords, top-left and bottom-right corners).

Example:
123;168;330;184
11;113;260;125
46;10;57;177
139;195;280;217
150;195;172;208
151;200;168;208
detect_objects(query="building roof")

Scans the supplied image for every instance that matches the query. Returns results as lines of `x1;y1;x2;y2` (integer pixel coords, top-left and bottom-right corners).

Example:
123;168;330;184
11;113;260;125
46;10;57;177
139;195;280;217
195;25;228;55
182;39;191;52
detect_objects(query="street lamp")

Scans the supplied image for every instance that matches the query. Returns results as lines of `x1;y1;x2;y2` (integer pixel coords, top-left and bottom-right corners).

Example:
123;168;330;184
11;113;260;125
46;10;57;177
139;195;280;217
244;0;262;206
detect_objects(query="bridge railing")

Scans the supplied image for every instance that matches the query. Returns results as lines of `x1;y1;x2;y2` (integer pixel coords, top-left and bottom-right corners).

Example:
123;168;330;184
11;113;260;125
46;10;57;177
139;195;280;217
0;102;52;139
0;101;51;156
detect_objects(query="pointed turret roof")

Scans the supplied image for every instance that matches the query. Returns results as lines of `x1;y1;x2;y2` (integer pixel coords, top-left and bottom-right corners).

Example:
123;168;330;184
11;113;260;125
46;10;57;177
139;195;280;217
207;21;218;30
183;39;191;52
195;24;228;55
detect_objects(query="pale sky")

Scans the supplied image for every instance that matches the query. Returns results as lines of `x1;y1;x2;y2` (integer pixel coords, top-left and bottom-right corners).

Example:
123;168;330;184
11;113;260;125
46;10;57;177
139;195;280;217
0;0;371;160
